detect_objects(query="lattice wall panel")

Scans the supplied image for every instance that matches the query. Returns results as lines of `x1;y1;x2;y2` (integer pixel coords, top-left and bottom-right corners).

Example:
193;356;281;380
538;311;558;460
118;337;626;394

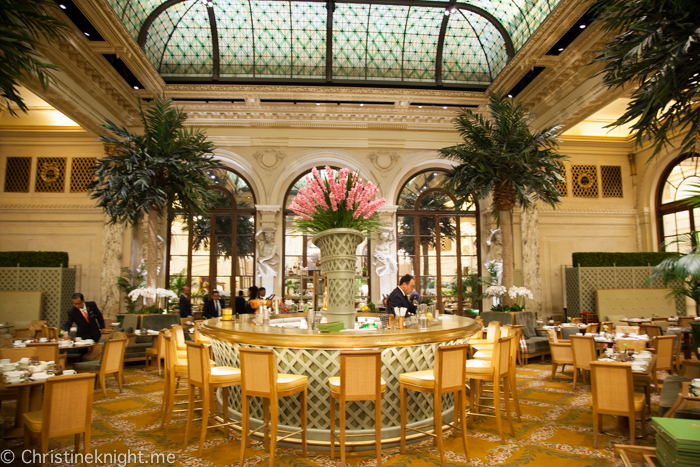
69;157;97;193
4;157;32;192
35;157;66;193
601;165;623;198
571;164;598;198
565;266;685;318
210;337;468;438
555;166;567;197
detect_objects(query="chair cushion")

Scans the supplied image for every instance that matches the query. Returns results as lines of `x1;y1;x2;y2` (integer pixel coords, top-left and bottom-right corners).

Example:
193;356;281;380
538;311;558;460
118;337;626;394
465;359;494;376
524;337;550;354
399;370;435;388
472;350;492;361
210;366;241;384
74;360;101;372
145;347;158;356
23;410;42;432
328;376;386;394
633;393;645;412
480;311;513;327
514;312;538;339
277;373;308;392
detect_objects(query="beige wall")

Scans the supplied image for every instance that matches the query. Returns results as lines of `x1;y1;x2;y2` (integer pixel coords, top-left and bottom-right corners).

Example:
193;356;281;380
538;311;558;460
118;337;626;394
1;126;682;317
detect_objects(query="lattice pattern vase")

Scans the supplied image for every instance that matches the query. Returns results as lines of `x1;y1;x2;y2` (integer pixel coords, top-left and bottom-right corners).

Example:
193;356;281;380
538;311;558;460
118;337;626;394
312;228;366;329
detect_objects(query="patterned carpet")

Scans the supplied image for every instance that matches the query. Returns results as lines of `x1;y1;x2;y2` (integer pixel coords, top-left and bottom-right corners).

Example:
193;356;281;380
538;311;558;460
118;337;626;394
0;362;658;466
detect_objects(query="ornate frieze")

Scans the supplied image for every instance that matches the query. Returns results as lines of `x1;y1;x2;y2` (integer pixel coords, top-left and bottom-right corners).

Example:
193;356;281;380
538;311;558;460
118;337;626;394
368;151;400;177
253;149;286;175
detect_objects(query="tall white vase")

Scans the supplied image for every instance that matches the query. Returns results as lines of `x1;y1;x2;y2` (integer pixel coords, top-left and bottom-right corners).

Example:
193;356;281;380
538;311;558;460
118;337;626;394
312;228;365;330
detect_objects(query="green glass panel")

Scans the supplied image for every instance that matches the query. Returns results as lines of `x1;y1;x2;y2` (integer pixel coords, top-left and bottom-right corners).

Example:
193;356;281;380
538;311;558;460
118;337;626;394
403;7;443;81
332;3;370;79
108;0;162;40
217;0;255;77
290;2;326;77
160;2;213;76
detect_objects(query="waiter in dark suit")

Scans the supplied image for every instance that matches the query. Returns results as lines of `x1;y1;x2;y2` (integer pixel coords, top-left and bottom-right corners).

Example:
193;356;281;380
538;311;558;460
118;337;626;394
203;290;226;318
235;290;246;316
62;292;106;342
386;274;418;316
179;286;192;318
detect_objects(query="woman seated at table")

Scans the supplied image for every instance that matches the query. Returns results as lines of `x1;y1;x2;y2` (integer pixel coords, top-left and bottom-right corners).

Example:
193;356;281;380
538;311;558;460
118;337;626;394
242;286;273;314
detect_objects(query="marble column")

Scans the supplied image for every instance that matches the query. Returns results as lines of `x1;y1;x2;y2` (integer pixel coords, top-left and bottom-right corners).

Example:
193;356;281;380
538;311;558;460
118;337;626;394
100;215;125;319
520;203;543;318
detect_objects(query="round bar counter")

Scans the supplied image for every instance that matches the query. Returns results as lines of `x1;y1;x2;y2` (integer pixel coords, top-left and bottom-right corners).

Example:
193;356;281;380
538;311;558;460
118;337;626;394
200;314;480;448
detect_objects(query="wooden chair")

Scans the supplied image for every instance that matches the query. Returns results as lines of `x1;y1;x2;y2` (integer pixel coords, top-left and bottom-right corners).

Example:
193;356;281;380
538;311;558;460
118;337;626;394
400;345;469;467
651;335;677;393
145;330;166;374
0;347;38;362
590;362;647;447
28;320;47;338
183;341;241;455
73;337;127;397
161;331;191;434
239;348;308;467
172;324;188;351
23;374;96;467
26;342;67;369
193;321;211;345
678;316;695;328
548;330;574;381
571;317;582;324
472;325;522;421
570;335;597;389
617;339;647;353
464;336;515;443
640;324;662;338
586;323;600;334
600;321;614;333
329;350;385;466
618;326;641;335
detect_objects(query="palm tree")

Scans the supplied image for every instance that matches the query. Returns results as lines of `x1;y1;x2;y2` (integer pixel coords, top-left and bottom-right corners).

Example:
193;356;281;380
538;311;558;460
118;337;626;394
591;0;700;158
648;231;700;314
89;96;220;289
0;0;68;114
439;92;566;307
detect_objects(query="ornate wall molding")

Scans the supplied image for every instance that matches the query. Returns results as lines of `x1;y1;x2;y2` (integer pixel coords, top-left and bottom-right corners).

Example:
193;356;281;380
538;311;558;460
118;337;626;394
253;149;286;175
0;204;99;210
368;151;400;177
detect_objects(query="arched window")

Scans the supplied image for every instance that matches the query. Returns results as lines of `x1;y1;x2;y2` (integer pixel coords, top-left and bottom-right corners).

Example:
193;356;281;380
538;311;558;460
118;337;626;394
657;154;700;251
397;170;479;314
283;167;371;308
167;168;256;302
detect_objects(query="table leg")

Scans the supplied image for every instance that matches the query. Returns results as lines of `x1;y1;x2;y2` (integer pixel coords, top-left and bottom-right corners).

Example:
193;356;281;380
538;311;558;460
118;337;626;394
4;386;30;438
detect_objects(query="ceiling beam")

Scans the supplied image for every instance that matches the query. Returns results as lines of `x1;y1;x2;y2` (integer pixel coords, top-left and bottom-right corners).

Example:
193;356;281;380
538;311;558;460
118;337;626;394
326;0;334;82
207;3;220;80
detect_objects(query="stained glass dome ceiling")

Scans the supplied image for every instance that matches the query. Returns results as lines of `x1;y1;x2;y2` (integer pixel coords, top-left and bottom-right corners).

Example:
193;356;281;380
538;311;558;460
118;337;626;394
108;0;561;88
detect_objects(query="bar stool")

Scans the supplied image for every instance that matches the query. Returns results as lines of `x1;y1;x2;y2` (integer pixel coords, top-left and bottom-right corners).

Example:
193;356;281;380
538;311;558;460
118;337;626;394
329;350;385;466
172;325;188;351
183;342;241;455
193;321;211;345
161;331;191;434
400;344;469;467
239;348;308;467
467;321;501;357
145;330;166;374
464;336;514;443
471;325;522;422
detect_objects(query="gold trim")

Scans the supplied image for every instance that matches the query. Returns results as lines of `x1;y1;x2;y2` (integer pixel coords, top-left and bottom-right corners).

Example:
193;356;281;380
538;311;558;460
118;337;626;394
200;314;480;349
39;162;61;184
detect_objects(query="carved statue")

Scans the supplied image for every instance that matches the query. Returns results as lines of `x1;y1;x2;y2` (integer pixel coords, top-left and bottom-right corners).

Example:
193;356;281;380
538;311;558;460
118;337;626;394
256;229;280;277
486;229;503;263
373;227;398;298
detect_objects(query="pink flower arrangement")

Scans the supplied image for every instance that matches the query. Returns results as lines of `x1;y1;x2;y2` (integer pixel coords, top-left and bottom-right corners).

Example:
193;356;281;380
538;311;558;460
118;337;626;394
290;166;386;235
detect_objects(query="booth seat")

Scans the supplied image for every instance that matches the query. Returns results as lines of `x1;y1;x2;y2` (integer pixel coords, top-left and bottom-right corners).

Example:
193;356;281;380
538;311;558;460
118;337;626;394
479;311;550;364
111;314;181;362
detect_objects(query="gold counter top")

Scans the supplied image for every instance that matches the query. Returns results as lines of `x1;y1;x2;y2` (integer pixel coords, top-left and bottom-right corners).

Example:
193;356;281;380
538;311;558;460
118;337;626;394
200;314;480;349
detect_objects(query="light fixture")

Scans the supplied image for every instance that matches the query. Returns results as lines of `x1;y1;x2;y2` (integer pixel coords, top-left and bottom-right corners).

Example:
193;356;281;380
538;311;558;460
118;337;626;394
507;94;513;98
443;106;447;109
84;32;90;37
558;47;564;52
133;86;139;90
316;102;320;106
579;24;586;29
418;105;422;109
444;9;450;15
451;8;457;13
59;4;66;9
210;175;216;179
359;103;364;107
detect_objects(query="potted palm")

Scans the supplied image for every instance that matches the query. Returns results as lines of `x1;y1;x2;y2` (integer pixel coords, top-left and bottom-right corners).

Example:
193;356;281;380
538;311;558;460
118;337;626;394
289;167;385;328
89;96;220;297
439;92;566;308
648;231;700;315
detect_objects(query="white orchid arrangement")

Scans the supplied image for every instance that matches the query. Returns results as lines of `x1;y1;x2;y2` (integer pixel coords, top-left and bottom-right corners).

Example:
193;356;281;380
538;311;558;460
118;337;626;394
507;286;533;308
128;287;178;302
483;284;533;312
483;285;507;297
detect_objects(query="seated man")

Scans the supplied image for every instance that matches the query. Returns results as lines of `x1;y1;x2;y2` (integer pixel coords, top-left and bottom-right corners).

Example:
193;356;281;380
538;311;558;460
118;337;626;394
203;290;226;318
62;292;105;342
387;274;417;316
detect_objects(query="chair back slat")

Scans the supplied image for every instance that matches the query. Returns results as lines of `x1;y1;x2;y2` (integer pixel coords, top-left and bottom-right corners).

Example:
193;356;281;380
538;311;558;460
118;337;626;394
26;343;59;362
617;325;640;335
546;329;559;344
0;347;37;362
640;324;662;338
340;350;382;399
616;339;647;353
486;321;501;342
102;338;127;374
570;335;596;370
186;341;210;386
590;362;635;416
240;348;276;396
586;323;599;334
44;374;95;438
492;336;513;378
435;344;468;391
653;335;676;370
172;325;186;349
